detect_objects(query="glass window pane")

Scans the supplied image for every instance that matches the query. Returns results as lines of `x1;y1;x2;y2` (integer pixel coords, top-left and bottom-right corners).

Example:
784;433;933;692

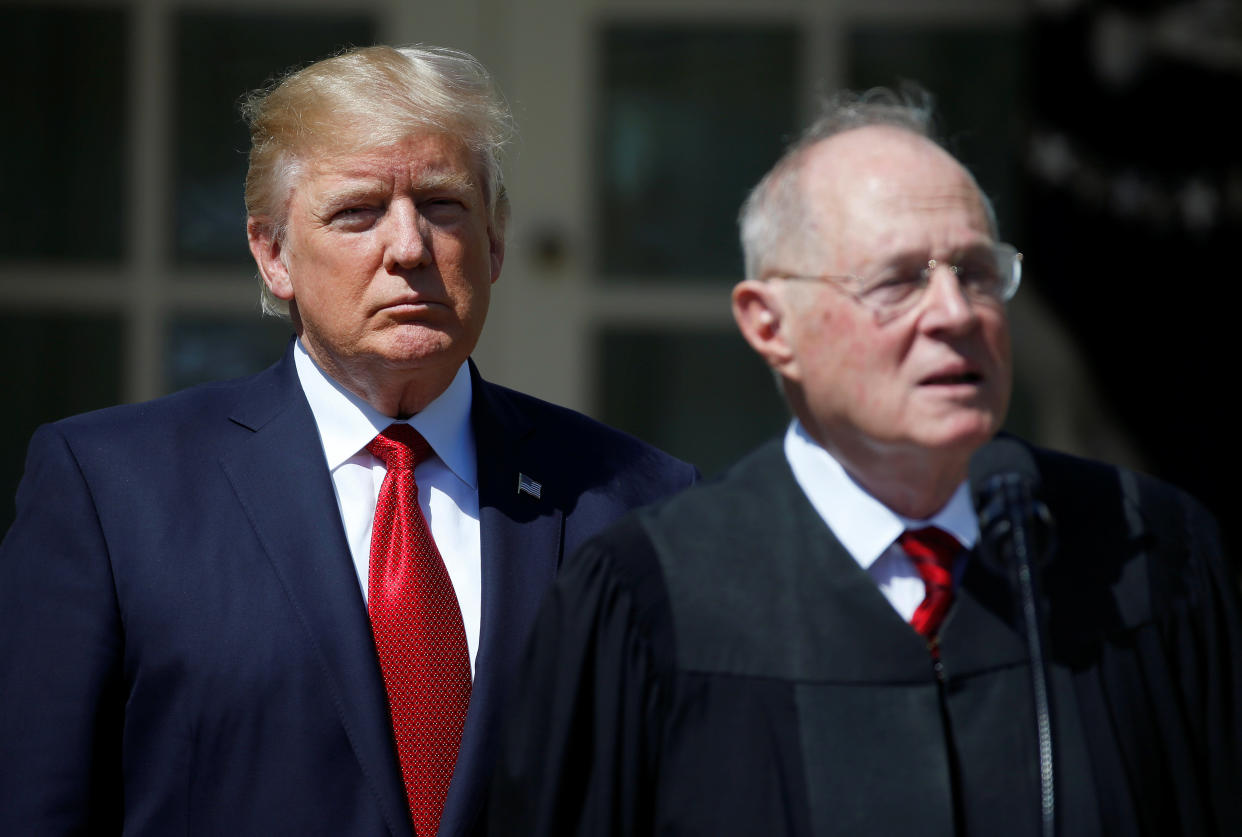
597;24;800;280
172;11;376;265
0;314;124;533
165;316;294;393
0;6;129;261
598;329;788;476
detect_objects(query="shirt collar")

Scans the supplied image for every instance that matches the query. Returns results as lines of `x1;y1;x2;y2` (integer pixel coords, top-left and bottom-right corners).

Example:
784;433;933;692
293;339;477;488
784;420;978;570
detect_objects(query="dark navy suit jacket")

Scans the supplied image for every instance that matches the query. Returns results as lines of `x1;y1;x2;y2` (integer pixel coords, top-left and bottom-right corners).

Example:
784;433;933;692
0;344;697;836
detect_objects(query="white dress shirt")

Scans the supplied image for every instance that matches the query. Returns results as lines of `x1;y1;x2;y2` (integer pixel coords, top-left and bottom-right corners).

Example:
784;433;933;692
784;420;978;623
294;340;482;676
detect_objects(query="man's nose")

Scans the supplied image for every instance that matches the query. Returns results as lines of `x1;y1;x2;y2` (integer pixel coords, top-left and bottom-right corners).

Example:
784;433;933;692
384;200;432;271
919;264;977;331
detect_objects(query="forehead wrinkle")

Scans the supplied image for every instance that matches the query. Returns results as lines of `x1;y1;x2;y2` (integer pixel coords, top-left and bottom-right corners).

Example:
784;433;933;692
887;184;983;211
304;129;477;178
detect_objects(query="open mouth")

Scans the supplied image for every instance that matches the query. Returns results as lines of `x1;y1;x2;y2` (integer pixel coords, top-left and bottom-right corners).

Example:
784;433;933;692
921;371;982;386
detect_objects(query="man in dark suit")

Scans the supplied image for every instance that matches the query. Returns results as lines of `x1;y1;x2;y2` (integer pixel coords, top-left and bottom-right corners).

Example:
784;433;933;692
0;45;696;836
491;89;1242;835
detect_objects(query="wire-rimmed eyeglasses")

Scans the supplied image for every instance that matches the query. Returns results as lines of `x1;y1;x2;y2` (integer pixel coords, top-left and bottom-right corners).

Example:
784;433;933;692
767;243;1022;324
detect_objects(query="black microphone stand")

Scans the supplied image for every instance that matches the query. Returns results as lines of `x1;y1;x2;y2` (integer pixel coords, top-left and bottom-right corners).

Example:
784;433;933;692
977;472;1057;837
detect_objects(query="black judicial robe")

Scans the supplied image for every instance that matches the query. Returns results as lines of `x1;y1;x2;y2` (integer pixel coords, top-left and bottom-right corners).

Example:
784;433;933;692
491;438;1242;836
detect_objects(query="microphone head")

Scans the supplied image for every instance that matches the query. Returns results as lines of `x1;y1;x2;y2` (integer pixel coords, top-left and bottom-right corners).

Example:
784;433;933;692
970;435;1055;569
970;434;1042;508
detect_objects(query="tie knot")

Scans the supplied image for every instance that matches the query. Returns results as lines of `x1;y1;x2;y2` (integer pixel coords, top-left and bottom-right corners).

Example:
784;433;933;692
366;424;432;471
898;526;962;575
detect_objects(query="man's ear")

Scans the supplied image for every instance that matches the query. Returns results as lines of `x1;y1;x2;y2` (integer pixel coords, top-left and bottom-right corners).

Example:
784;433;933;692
487;224;505;285
732;278;799;377
247;217;294;301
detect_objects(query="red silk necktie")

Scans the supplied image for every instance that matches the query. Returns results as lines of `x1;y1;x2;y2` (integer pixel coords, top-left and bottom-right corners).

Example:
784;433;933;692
367;424;471;837
899;526;962;643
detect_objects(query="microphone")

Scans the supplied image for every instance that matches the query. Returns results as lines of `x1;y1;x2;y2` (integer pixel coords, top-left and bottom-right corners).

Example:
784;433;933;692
970;436;1056;572
969;436;1058;837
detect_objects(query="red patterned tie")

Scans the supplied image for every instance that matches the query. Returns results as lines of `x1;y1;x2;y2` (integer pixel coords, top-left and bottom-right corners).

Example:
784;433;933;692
899;526;962;644
367;424;471;837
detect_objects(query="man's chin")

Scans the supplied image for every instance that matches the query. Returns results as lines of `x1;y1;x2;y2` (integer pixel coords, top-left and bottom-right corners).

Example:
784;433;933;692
369;328;472;367
912;410;1001;454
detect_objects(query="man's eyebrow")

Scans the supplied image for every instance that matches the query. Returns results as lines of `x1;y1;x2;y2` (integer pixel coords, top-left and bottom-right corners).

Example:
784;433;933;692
413;170;476;194
314;171;476;212
316;181;386;209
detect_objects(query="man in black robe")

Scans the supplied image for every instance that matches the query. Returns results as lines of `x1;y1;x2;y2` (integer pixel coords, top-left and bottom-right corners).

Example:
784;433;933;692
489;89;1242;836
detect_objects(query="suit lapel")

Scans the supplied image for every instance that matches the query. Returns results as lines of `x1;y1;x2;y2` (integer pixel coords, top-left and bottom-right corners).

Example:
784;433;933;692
219;349;413;837
439;365;564;837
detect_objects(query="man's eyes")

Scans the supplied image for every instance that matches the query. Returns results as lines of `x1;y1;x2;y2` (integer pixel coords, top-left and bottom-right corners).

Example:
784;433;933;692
868;260;1000;287
863;271;924;304
867;267;925;292
329;206;381;229
420;198;467;219
326;198;467;229
955;261;1002;290
874;270;923;287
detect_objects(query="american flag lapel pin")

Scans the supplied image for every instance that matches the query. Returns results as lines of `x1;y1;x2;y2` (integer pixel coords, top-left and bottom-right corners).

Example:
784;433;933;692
517;473;542;499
